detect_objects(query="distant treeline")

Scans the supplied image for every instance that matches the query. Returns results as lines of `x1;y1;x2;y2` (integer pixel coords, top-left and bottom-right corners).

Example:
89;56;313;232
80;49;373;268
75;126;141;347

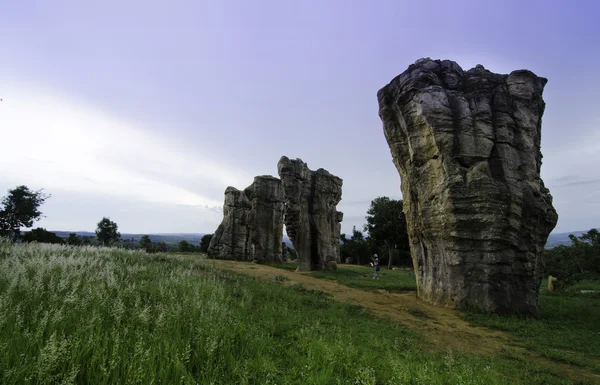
544;228;599;287
52;231;207;248
19;227;215;253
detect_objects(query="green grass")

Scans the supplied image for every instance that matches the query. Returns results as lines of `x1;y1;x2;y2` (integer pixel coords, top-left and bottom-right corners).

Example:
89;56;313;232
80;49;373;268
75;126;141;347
567;279;600;293
462;280;600;372
309;265;418;292
0;240;590;384
265;261;298;271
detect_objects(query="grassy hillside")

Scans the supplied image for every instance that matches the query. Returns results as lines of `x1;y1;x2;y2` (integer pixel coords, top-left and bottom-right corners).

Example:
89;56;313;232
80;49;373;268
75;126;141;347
0;241;593;384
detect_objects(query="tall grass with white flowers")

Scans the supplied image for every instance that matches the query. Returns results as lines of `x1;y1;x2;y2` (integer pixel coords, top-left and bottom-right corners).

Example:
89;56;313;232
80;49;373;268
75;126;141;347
0;240;580;384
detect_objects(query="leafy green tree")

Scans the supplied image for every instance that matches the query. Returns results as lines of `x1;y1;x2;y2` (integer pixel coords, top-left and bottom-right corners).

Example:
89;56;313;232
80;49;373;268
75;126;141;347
178;240;195;252
364;197;409;269
199;234;213;252
580;228;600;247
95;217;121;246
67;232;82;245
156;241;168;253
0;185;50;240
140;235;152;251
545;228;600;286
21;228;64;244
80;236;96;246
340;226;371;264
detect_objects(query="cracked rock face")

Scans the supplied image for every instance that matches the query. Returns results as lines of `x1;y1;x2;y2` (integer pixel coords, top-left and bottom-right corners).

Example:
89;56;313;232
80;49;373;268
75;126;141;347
277;156;343;272
377;58;558;316
208;176;285;262
281;242;288;262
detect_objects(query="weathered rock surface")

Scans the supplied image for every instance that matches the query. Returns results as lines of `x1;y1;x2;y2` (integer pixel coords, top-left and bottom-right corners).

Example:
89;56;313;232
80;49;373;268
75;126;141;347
281;242;288;262
208;176;285;262
377;58;558;316
207;186;252;260
277;156;343;271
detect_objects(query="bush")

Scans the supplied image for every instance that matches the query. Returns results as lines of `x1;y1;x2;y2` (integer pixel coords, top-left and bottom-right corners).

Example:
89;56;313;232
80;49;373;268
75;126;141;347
21;228;64;244
544;229;600;287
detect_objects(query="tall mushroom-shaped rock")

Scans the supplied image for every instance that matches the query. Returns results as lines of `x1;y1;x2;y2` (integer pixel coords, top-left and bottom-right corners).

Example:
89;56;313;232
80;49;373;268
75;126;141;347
277;156;343;271
377;58;558;316
208;176;285;262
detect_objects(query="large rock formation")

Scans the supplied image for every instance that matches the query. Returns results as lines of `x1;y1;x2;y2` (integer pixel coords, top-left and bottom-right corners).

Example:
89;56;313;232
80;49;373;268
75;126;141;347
377;58;558;316
208;175;285;262
207;186;251;259
281;242;288;262
277;156;343;272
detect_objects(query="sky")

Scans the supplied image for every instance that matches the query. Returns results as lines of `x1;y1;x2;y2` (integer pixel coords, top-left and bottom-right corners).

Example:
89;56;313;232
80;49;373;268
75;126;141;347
0;0;598;235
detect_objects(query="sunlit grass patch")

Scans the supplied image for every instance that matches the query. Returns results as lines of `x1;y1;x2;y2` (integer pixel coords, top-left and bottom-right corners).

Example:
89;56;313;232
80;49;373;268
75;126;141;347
0;240;590;384
462;285;600;372
309;265;417;292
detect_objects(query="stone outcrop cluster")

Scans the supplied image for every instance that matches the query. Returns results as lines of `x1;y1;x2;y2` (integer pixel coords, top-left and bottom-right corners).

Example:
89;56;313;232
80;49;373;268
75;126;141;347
278;157;343;272
377;58;558;316
208;157;343;271
208;176;285;263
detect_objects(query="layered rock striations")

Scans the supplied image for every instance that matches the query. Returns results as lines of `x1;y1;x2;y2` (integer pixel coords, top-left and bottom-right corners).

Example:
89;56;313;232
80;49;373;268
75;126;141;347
277;156;343;272
208;176;285;262
207;186;252;259
246;176;286;262
377;58;558;315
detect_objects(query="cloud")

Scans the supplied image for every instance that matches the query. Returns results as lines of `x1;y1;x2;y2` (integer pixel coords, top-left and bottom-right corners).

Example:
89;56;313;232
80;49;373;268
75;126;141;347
0;81;251;210
552;179;600;188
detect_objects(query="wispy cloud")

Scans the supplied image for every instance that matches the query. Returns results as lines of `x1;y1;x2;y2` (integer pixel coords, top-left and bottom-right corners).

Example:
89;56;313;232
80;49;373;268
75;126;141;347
0;81;251;210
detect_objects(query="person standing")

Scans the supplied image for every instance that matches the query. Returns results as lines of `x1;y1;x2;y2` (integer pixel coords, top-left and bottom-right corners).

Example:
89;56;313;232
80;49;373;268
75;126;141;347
372;254;381;279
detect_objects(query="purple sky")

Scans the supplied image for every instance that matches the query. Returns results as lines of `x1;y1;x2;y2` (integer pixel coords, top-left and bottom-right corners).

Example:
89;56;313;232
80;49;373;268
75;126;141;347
1;0;599;235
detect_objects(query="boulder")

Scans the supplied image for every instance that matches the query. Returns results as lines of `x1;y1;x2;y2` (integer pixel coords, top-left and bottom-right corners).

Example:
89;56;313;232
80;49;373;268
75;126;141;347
277;156;343;271
377;58;558;316
208;176;285;262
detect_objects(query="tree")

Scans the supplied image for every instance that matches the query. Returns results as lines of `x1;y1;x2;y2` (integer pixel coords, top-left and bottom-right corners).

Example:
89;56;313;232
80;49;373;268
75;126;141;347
79;236;96;246
364;197;409;269
21;228;64;244
340;226;371;264
156;241;168;253
199;234;213;252
580;228;600;247
95;217;121;246
178;240;195;252
67;232;82;245
0;185;50;240
139;235;152;251
544;228;600;287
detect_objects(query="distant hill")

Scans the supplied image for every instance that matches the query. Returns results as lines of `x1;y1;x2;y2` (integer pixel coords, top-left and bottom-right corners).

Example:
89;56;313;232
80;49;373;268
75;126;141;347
54;229;589;250
53;231;206;246
545;229;598;249
53;231;295;248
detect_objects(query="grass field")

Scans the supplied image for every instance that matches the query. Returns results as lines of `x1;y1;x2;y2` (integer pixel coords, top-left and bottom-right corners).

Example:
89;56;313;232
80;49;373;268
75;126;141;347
279;261;600;377
463;280;600;371
269;262;418;292
310;265;417;292
0;241;597;384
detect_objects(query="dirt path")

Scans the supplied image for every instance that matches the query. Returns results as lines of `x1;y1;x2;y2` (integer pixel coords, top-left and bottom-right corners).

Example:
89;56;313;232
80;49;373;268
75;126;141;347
207;259;600;383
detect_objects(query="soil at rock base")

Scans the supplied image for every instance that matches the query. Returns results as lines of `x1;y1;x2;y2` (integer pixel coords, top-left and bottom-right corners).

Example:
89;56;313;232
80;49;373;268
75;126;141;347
206;259;600;384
